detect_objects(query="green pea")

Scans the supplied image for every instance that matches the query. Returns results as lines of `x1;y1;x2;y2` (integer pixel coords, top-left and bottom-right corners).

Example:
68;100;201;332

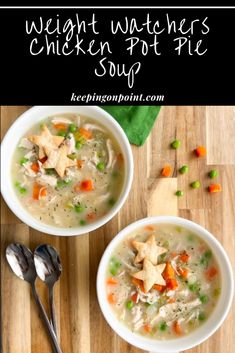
198;312;206;321
46;168;55;175
188;282;200;292
69;123;77;133
171;139;181;149
209;170;218;179
109;257;121;276
57;179;71;189
19;187;27;194
158;321;167;331
96;162;105;171
14;181;27;194
204;250;212;259
80;219;86;226
20;157;29;166
57;131;66;137
200;257;208;267
68;153;77;160
187;234;195;242
75;141;82;150
108;198;116;206
175;190;184;197
191;180;201;189
179;165;189;174
74;204;84;213
199;294;209;304
126;300;134;310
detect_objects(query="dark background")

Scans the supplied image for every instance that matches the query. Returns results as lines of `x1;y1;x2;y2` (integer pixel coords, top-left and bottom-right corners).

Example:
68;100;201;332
0;7;234;105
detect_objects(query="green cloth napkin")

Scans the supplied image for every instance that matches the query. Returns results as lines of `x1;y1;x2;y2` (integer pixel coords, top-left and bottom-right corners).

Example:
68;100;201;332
101;106;161;146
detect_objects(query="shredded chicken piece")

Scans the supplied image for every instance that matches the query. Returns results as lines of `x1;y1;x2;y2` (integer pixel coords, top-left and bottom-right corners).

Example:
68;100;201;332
152;298;201;325
22;161;37;177
76;115;81;127
93;193;111;206
51;117;72;124
36;174;57;187
166;290;175;297
65;133;76;154
171;258;180;275
19;138;34;149
24;149;36;160
106;139;116;169
131;306;142;324
138;289;160;304
82;123;105;133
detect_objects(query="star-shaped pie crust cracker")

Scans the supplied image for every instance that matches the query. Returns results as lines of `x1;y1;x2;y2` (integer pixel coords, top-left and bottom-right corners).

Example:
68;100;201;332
28;124;64;159
132;259;166;292
132;235;167;265
43;144;77;178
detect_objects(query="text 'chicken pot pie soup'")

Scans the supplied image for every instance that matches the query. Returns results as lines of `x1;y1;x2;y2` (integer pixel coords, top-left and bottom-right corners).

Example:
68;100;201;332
12;114;125;228
105;224;221;339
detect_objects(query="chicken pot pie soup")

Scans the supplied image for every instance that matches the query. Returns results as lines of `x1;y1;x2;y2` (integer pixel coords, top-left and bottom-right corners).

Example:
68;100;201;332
106;224;221;339
12;114;125;228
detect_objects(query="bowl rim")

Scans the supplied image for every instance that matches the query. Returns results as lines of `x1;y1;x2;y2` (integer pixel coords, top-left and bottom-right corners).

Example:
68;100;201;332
0;105;134;236
96;216;234;353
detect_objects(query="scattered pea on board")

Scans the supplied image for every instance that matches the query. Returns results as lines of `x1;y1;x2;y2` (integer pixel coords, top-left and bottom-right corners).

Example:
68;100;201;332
191;181;201;189
171;139;181;149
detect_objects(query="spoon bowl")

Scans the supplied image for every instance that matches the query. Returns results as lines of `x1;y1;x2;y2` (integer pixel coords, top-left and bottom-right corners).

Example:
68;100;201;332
34;244;62;285
6;243;36;282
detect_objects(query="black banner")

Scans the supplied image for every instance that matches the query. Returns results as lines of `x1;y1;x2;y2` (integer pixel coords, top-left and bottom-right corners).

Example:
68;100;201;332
0;8;235;104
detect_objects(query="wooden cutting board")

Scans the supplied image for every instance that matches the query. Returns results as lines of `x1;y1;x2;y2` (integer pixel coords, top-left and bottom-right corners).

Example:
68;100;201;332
1;106;235;353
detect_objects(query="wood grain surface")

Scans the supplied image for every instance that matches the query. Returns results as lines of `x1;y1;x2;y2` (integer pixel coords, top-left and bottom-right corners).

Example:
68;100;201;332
1;106;235;353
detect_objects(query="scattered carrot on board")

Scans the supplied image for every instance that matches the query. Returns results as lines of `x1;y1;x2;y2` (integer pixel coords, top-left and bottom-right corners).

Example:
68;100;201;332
208;184;222;193
205;266;218;281
132;277;146;293
53;123;68;131
178;267;189;279
79;127;92;139
179;251;190;263
143;324;151;333
161;165;172;177
31;162;40;173
173;321;182;335
107;293;116;304
77;159;84;169
195;146;207;157
144;225;155;231
106;277;118;285
166;278;178;290
131;292;139;303
39;156;48;164
79;179;94;191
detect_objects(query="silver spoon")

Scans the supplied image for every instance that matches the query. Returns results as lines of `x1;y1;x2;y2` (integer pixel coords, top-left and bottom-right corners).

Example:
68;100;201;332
34;244;62;336
5;243;63;353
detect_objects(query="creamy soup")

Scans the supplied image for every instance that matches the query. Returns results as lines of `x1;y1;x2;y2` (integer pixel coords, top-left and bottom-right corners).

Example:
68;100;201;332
12;114;125;227
106;224;220;339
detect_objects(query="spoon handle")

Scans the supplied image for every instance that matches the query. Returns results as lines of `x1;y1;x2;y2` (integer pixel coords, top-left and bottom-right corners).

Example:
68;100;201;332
31;283;63;353
49;285;57;336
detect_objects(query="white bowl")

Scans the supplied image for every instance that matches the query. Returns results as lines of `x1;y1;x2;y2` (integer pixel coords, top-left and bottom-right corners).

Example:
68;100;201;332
97;216;234;353
0;106;133;236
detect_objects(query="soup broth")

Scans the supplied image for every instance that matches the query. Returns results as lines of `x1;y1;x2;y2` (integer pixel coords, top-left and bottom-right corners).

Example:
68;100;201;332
12;114;125;228
106;224;220;339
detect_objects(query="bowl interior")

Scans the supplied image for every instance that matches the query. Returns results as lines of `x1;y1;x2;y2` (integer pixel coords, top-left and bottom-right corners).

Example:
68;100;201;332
97;216;234;353
1;106;133;236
